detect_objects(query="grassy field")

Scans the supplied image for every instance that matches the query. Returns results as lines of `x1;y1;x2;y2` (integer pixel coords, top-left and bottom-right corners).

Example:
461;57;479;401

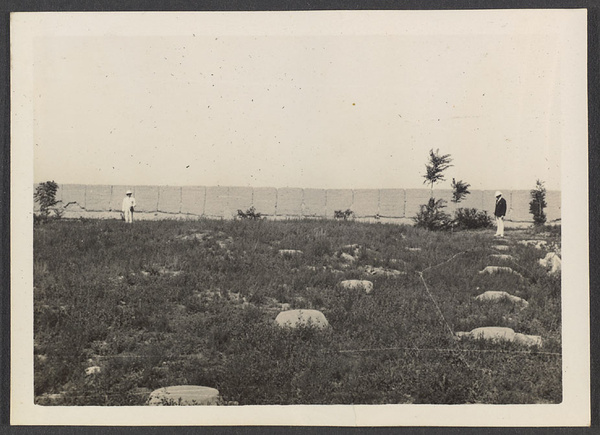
33;218;561;405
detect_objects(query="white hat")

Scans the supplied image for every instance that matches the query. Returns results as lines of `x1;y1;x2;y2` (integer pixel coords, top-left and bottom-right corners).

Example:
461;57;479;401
495;191;502;197
126;190;132;195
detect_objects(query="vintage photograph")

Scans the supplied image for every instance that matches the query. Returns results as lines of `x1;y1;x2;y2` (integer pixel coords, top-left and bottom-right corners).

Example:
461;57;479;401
11;10;589;426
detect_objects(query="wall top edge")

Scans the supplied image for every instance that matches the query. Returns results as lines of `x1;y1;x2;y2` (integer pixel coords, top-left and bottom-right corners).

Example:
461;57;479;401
48;184;561;194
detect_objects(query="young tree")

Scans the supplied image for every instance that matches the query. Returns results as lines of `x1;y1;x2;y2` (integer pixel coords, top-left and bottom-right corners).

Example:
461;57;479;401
529;179;547;226
34;181;60;220
423;149;453;196
451;178;471;204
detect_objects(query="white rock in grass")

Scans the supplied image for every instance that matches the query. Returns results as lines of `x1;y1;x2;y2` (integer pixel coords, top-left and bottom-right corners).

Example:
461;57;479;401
275;309;329;329
491;245;510;251
360;265;405;278
455;327;542;347
85;366;102;376
539;252;561;274
459;326;516;341
518;240;548;250
339;253;356;263
489;254;515;261
148;385;220;406
514;333;543;347
339;279;374;294
479;266;523;278
279;249;303;256
475;291;529;307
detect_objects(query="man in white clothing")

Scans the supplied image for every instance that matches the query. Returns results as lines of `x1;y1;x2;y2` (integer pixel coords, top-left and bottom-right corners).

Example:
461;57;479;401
122;190;136;223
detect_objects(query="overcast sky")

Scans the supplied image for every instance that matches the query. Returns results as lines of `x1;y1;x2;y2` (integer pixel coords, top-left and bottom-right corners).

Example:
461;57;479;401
26;11;583;191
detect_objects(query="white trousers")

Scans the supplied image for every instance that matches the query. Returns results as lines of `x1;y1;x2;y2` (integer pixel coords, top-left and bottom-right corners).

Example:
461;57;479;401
124;209;134;223
495;216;504;236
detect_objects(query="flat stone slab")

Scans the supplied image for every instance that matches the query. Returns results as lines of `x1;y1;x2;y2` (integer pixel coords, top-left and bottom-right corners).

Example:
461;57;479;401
360;265;405;278
456;327;542;347
148;385;220;406
339;279;374;293
518;240;548;250
479;266;523;278
275;309;329;328
491;245;510;251
406;247;422;252
475;291;529;307
85;366;101;376
539;252;561;274
279;249;303;256
339;253;356;263
489;254;516;261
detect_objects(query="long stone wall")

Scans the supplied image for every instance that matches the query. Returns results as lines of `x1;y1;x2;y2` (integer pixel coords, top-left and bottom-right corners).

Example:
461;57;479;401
36;184;561;223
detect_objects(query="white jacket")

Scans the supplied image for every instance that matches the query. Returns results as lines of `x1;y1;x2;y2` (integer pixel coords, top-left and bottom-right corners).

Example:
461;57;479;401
122;196;136;213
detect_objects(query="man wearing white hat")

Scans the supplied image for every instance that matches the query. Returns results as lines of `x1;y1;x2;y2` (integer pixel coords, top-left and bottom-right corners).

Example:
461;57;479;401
494;191;507;237
122;190;136;223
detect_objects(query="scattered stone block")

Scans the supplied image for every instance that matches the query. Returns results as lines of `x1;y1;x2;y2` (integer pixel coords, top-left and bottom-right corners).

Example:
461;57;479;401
491;245;510;251
406;247;421;252
455;327;542;347
148;385;220;406
339;253;356;263
518;240;548;250
479;266;523;278
539;252;561;274
279;249;303;256
275;309;329;328
85;366;102;376
489;254;515;261
360;265;405;278
339;279;374;294
475;291;529;307
514;333;543;347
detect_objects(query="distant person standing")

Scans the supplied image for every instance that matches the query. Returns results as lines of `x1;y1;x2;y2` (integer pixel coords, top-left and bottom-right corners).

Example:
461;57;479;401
494;191;507;237
122;190;136;223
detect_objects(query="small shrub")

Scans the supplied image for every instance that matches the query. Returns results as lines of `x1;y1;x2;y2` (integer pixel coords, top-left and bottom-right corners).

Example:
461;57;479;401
334;209;354;220
237;206;262;220
34;181;62;222
529;180;547;226
413;198;452;231
453;208;493;230
451;178;471;204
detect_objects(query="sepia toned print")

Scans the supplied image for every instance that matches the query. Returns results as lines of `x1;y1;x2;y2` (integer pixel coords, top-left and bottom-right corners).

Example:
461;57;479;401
12;10;589;426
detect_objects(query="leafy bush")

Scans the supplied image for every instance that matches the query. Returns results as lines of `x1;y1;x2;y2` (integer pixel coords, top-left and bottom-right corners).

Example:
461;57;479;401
529;180;547;226
413;198;452;231
334;209;354;220
453;208;493;230
237;206;262;220
34;181;62;222
451;178;471;204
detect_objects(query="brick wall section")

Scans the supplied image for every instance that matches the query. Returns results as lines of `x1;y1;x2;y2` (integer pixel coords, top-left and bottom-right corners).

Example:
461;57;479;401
379;189;405;217
302;189;327;216
158;186;182;213
277;188;303;216
325;189;353;217
252;187;277;215
85;185;111;211
50;185;561;222
181;186;206;215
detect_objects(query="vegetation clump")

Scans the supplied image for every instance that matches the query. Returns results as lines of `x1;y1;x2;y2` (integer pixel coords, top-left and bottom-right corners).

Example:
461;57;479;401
237;206;263;220
34;181;62;223
334;209;354;220
453;208;493;230
529;180;547;226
